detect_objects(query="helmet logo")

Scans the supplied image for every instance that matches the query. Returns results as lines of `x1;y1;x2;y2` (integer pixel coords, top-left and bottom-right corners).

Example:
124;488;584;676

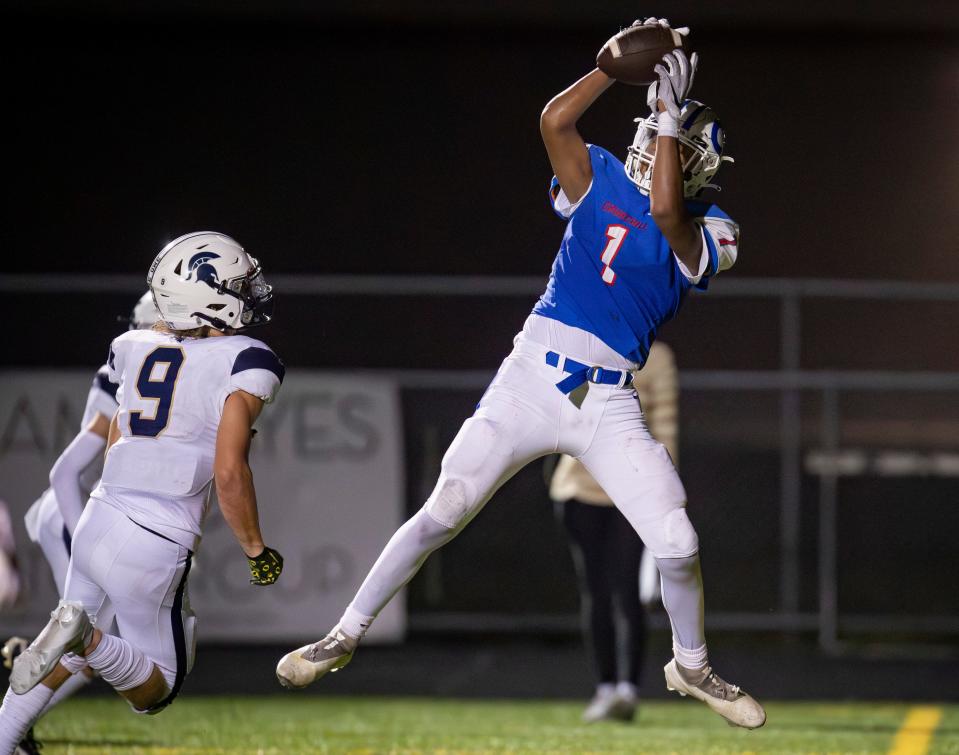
185;252;221;284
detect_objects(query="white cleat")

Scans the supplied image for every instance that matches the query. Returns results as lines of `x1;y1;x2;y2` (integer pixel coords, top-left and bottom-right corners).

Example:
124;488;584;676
582;687;636;723
276;628;358;690
10;601;92;695
664;659;766;729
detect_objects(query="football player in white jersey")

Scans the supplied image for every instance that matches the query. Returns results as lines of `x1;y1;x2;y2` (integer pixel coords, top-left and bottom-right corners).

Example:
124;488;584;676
16;293;158;600
277;20;764;730
0;293;159;754
0;233;285;753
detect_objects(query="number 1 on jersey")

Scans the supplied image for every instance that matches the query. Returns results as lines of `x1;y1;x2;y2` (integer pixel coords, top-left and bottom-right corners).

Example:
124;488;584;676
600;224;628;285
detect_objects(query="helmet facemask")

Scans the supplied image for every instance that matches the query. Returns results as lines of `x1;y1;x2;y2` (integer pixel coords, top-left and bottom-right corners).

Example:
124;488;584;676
624;102;733;198
202;256;274;331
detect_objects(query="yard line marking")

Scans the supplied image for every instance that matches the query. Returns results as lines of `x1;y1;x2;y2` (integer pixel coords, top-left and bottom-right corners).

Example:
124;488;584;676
888;706;943;755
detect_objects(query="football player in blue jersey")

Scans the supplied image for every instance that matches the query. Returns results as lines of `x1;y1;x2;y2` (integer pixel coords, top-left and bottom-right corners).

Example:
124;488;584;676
278;18;765;729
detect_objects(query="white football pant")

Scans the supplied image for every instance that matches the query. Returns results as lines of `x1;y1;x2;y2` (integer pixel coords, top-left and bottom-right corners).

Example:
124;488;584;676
424;318;696;559
346;316;703;656
63;499;195;697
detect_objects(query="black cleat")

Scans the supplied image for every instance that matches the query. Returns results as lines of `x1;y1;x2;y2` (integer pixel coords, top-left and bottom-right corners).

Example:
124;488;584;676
16;726;43;754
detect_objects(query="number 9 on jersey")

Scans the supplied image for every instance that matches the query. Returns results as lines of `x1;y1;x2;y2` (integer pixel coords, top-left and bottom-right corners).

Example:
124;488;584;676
130;347;185;438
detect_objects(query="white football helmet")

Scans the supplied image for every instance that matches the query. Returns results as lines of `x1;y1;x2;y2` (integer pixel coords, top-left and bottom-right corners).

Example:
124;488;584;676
147;232;274;331
129;291;161;330
624;99;734;198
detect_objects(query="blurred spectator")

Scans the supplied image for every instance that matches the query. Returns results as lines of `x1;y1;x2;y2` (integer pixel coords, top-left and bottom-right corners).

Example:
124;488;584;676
0;501;21;609
550;341;678;722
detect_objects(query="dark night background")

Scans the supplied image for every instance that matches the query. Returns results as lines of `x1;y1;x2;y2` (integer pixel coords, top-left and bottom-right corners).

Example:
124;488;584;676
3;1;959;371
1;0;958;701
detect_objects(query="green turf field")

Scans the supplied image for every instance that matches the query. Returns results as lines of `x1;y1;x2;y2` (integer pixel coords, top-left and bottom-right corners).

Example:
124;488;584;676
31;696;959;754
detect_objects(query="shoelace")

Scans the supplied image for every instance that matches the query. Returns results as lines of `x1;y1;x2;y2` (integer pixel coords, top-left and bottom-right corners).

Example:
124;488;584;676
702;667;740;699
307;634;347;662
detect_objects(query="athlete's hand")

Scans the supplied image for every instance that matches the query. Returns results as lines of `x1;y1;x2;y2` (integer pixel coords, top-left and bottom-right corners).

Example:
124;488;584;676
247;546;284;586
646;48;698;118
633;16;691;37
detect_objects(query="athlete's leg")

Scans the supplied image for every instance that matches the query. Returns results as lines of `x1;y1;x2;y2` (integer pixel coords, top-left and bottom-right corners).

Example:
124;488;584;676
563;500;641;723
35;607;118;716
0;683;53;755
31;494;98;716
37;666;93;715
578;389;764;729
561;500;616;685
576;394;704;668
655;554;705;665
86;508;194;714
607;507;645;692
73;629;170;711
0;530;107;752
34;493;72;598
25;501;194;715
338;355;558;637
341;404;551;635
278;353;560;688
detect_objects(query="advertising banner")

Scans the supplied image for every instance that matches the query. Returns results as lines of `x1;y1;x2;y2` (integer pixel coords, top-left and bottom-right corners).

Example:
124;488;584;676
0;369;406;643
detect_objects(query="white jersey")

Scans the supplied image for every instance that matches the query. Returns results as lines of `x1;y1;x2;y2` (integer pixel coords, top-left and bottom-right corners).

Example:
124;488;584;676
83;364;121;428
93;329;283;550
24;363;119;545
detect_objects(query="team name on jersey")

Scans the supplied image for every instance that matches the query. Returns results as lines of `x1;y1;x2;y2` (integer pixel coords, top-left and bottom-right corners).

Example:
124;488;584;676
601;200;648;231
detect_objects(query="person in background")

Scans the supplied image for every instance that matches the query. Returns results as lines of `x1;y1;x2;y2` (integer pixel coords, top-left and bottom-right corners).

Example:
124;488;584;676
551;340;678;722
0;502;20;612
0;233;284;755
0;292;158;755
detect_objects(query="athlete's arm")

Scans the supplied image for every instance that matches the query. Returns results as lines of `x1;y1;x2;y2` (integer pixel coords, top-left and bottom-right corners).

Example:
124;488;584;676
649;104;702;270
540;69;614;205
106;412;121;451
214;390;266;558
646;347;680;466
49;412;111;535
648;50;704;271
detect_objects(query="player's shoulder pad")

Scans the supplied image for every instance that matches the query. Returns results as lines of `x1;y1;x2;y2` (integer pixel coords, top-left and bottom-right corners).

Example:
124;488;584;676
687;201;740;279
548;144;621;220
692;202;739;245
109;328;163;353
586;144;624;174
106;329;140;373
109;329;141;349
684;200;734;223
228;336;285;384
93;363;119;400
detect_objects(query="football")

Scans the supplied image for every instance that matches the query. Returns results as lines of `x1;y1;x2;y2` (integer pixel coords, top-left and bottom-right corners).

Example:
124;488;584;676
596;24;689;86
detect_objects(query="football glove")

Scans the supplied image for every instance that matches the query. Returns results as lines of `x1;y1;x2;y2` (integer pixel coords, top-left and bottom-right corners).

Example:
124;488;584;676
646;49;698;119
634;16;691;37
248;546;283;586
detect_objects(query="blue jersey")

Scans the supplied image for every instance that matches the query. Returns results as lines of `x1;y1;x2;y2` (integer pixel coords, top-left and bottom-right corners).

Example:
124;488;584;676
532;145;739;366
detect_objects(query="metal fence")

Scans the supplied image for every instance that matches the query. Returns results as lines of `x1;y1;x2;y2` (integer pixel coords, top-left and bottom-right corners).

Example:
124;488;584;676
4;273;959;650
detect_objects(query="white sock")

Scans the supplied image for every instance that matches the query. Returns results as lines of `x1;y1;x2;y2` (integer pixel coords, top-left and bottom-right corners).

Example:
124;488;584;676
344;508;459;637
0;683;54;753
39;670;91;716
338;606;374;640
85;633;154;691
672;641;708;670
656;555;708;670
